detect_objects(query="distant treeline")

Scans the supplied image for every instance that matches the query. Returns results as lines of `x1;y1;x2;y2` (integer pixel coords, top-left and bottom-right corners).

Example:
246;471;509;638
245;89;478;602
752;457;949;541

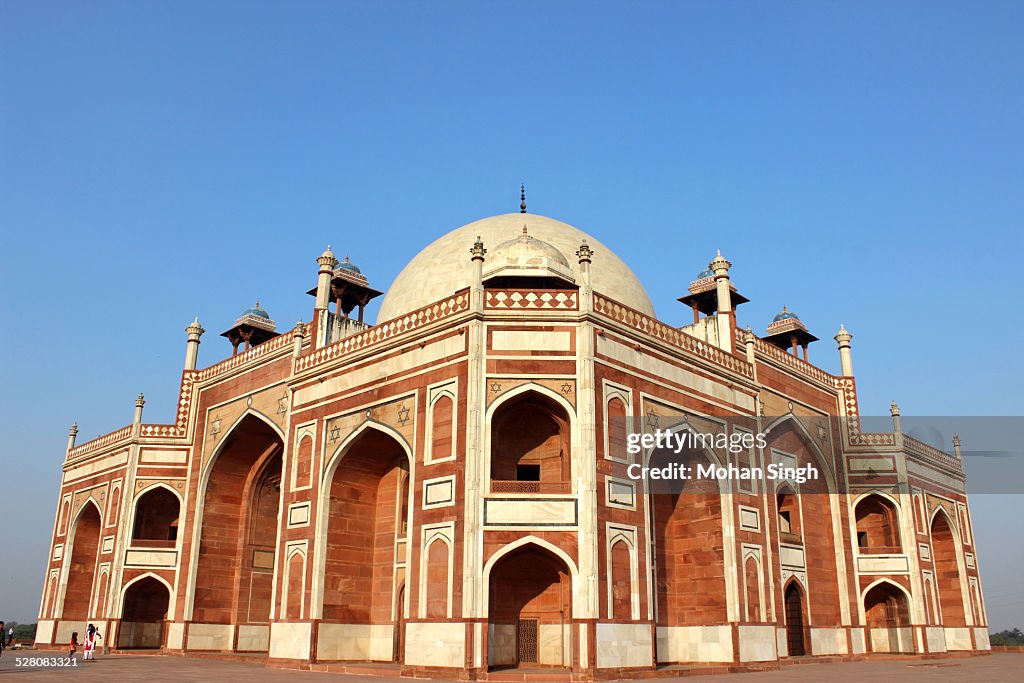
991;628;1024;646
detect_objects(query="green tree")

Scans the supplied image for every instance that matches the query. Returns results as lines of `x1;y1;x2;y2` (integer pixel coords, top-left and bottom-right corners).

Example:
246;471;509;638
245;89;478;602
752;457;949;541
11;623;36;642
990;628;1024;646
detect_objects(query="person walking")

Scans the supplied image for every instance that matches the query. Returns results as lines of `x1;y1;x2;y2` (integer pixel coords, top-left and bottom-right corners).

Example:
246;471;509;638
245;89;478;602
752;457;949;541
7;626;12;647
83;624;101;661
68;631;79;662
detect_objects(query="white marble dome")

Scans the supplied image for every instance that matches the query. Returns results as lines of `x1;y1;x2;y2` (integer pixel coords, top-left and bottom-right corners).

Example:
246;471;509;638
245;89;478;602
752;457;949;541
376;213;655;323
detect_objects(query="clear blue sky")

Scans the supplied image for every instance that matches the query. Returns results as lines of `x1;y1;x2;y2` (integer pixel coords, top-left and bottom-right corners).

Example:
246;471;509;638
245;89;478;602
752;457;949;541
1;1;1021;628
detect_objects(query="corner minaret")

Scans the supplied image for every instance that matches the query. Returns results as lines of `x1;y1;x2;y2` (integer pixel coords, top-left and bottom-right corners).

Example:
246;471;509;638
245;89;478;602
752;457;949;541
834;324;854;376
184;318;205;371
577;240;594;312
66;422;78;455
710;250;734;353
315;246;338;312
470;235;487;312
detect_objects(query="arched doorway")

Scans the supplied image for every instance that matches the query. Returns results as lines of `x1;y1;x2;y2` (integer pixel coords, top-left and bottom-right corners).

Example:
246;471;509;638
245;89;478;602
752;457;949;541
931;511;966;626
864;582;912;653
63;502;102;620
490;392;571;494
132;486;180;545
855;495;901;553
119;576;170;649
487;544;572;669
319;426;411;662
784;581;808;657
192;414;283;634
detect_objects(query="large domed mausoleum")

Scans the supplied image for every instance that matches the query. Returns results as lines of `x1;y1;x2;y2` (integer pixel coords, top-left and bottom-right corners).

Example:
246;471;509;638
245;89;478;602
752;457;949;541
38;204;988;677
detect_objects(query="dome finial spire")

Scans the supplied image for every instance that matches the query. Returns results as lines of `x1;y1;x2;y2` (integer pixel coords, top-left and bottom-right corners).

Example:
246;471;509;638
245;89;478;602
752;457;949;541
520;183;527;213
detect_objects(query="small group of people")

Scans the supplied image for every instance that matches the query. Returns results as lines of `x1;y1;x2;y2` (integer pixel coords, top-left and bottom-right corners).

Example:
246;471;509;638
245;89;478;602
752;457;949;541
67;623;102;662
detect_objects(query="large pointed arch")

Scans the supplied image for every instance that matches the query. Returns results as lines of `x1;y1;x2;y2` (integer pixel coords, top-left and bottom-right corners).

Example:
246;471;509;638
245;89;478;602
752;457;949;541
59;498;103;620
929;505;967;627
646;415;731;634
764;414;845;629
309;417;413;643
185;410;285;627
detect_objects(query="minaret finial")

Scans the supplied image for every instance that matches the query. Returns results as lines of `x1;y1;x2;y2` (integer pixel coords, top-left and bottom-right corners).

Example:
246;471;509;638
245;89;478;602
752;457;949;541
520;183;527;213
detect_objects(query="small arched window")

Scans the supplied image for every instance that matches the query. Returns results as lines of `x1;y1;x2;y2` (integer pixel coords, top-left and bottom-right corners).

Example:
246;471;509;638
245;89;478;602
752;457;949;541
132;487;180;545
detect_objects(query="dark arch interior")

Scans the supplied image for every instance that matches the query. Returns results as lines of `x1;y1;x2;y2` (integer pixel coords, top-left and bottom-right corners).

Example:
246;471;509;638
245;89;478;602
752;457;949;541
931;512;966;626
784;582;807;657
193;415;283;625
864;582;911;653
322;427;409;641
63;503;101;621
119;576;170;649
490;393;570;493
488;544;571;669
855;495;900;552
132;487;180;544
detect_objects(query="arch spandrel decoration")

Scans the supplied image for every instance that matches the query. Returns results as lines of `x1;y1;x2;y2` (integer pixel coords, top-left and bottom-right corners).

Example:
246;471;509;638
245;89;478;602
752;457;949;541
133;478;186;499
487;378;577;408
321;394;417;475
72;485;108;522
200;384;290;468
761;414;838;491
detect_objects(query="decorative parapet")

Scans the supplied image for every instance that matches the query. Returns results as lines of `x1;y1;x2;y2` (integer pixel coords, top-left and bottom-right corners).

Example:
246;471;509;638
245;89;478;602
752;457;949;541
66;425;133;460
296;290;471;373
904;434;961;470
485;289;578;310
592;294;754;379
752;336;835;387
195;331;294;382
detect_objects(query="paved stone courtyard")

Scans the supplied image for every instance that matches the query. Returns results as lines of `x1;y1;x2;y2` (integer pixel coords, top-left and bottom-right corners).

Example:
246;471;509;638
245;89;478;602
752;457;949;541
0;653;1017;682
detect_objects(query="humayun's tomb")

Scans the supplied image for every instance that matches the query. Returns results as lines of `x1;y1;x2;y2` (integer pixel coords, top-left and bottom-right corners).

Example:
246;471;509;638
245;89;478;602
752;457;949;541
36;205;989;677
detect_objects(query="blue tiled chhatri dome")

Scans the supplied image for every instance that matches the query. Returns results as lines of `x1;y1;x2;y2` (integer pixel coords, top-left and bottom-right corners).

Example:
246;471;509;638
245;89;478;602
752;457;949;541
243;302;271;319
772;305;799;323
335;256;362;274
